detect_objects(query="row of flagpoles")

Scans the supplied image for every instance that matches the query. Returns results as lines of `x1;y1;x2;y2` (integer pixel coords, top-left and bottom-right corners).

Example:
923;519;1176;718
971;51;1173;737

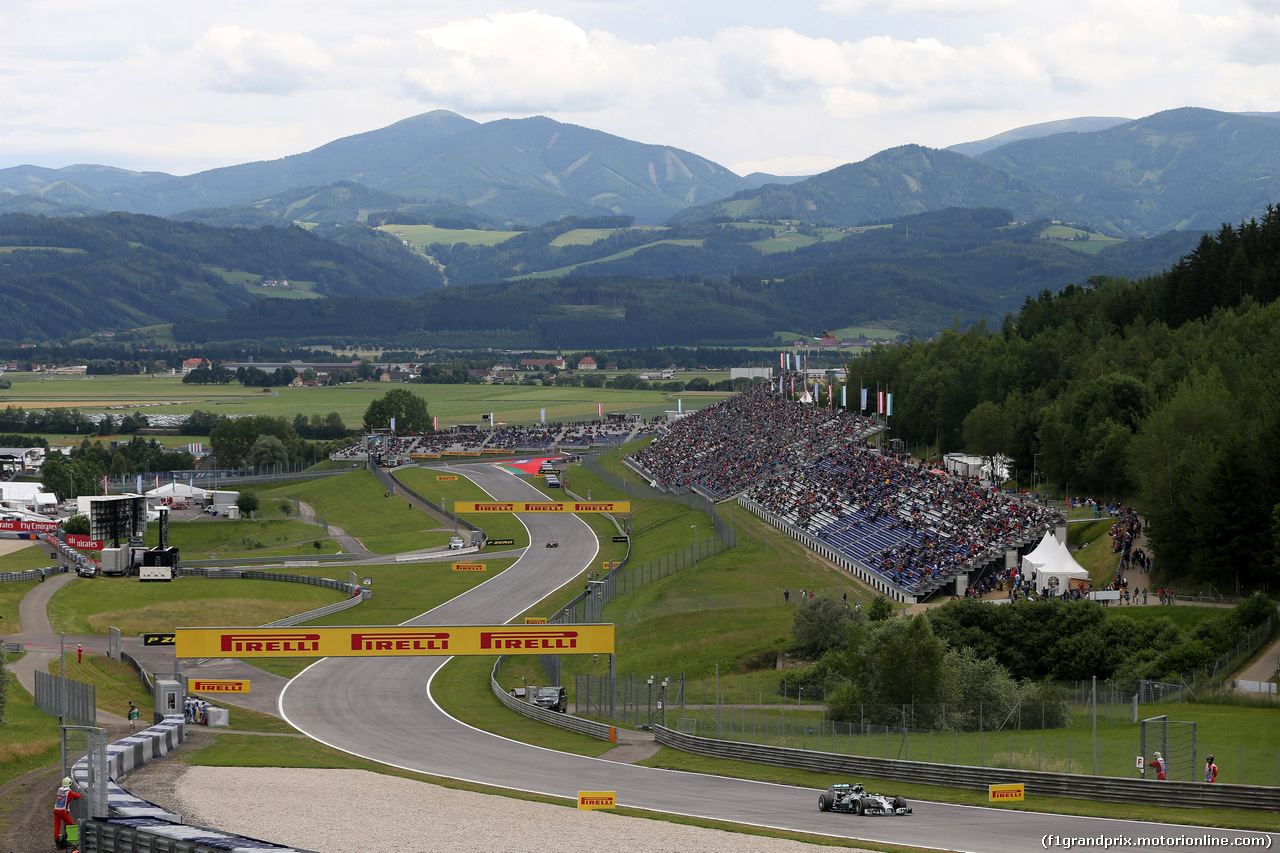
778;370;893;416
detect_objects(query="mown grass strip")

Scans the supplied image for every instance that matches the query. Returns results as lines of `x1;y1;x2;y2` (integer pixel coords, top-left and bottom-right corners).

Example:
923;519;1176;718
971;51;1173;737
47;575;344;636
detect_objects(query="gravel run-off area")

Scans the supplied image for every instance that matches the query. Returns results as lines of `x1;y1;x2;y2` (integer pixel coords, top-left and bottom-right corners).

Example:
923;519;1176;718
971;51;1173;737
122;763;875;853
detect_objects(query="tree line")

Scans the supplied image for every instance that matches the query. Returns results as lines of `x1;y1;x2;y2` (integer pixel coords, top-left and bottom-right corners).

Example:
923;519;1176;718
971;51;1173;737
854;205;1280;591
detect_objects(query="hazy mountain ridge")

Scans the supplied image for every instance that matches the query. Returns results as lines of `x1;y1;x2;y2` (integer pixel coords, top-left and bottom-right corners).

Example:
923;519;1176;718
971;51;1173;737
975;107;1280;235
0;111;754;227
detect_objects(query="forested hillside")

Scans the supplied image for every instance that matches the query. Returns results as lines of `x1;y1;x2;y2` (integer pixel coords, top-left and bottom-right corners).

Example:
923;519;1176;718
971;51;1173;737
0;213;443;339
854;204;1280;591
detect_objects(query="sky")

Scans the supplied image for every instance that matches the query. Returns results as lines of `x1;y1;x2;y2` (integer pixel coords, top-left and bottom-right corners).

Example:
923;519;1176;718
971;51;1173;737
3;0;1278;178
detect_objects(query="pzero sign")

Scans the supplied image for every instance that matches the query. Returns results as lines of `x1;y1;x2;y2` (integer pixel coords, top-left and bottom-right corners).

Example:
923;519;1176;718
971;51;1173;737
142;633;176;646
174;624;616;658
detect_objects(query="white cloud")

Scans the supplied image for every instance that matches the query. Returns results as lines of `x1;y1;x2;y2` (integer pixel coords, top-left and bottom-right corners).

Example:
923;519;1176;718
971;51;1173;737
820;0;1022;17
189;25;330;95
399;11;648;112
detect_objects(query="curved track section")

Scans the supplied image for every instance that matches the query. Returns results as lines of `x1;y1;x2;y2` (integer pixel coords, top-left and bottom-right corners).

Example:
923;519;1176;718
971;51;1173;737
282;465;1278;853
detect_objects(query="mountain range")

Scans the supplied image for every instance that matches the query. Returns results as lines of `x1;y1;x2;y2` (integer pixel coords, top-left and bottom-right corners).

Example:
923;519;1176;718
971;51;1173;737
2;108;1278;235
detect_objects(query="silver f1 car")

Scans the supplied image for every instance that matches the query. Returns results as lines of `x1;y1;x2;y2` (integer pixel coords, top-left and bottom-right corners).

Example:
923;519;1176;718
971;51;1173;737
817;782;912;816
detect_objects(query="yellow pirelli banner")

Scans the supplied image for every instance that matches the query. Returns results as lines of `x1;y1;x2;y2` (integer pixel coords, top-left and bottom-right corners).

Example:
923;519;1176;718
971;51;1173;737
455;500;630;514
174;624;615;658
988;783;1025;802
578;791;616;810
525;617;548;624
436;475;458;481
452;562;486;572
482;448;507;454
189;679;251;694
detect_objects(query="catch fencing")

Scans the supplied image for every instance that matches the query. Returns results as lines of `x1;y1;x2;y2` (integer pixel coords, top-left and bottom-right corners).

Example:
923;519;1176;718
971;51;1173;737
34;670;97;727
543;450;737;635
654;725;1280;811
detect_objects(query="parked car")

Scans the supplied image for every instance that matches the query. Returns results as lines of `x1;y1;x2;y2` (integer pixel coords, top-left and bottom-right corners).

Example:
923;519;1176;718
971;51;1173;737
532;685;567;713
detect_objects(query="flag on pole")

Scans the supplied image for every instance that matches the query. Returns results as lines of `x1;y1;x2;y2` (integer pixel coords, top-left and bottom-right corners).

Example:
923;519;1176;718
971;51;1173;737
155;474;160;489
136;474;142;493
390;416;396;433
841;385;847;408
540;407;546;423
779;352;784;369
886;393;894;417
598;402;603;418
860;388;867;411
678;398;683;413
877;391;885;414
433;416;438;431
102;475;108;494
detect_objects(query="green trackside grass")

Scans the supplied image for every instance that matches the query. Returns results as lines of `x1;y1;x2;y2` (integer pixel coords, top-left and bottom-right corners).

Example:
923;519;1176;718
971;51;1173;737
0;671;64;790
257;469;454;554
432;655;617;758
44;654;152;717
633;749;1280;833
143;517;341;557
396;467;529;546
242;557;517;679
0;544;47;630
46;574;345;636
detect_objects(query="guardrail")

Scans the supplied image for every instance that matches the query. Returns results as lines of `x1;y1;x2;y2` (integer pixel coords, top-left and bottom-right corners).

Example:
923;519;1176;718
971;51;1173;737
654;726;1280;811
490;658;616;742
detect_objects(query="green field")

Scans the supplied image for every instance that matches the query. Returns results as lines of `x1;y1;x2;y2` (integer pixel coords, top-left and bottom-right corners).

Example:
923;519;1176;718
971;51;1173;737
0;373;725;439
512;239;705;280
1040;224;1125;255
47;574;345;635
376;224;521;247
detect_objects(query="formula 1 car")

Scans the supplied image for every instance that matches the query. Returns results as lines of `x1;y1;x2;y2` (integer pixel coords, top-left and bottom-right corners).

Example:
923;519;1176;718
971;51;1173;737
817;783;912;816
546;540;559;548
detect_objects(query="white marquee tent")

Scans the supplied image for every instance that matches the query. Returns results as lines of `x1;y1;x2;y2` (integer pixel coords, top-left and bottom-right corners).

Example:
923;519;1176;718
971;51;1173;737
144;482;210;500
1021;532;1090;594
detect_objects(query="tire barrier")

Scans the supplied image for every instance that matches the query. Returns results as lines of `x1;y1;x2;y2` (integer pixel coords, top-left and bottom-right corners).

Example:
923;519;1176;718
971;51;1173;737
72;716;319;852
654;726;1280;812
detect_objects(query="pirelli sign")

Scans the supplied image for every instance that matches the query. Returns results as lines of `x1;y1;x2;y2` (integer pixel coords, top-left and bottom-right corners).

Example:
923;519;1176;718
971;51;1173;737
454;501;630;514
174;624;615;658
190;679;250;694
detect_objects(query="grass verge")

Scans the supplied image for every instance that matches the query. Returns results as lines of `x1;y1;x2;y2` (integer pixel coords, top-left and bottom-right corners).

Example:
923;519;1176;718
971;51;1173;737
47;574;344;635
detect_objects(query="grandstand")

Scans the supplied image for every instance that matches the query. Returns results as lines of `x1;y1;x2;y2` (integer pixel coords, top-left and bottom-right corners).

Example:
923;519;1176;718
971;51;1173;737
332;418;656;465
626;382;1062;602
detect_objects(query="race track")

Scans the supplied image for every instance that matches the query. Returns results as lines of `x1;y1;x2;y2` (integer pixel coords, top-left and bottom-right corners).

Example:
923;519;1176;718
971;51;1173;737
280;464;1278;853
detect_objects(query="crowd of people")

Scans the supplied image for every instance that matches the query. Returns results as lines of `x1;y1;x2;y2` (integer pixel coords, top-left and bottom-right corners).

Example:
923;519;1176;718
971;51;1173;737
331;418;656;462
629;383;1062;597
746;444;1061;595
631;383;881;498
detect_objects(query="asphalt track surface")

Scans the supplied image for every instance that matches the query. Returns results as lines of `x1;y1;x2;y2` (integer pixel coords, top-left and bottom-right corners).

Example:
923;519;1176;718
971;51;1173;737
280;464;1279;853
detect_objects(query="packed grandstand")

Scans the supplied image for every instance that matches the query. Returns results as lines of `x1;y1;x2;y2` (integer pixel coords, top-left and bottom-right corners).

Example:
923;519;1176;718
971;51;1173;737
627;383;1063;600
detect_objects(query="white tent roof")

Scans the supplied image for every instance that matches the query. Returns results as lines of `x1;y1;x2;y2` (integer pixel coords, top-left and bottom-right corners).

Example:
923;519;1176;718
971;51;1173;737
1022;537;1090;593
0;482;57;508
144;482;209;499
1020;530;1060;572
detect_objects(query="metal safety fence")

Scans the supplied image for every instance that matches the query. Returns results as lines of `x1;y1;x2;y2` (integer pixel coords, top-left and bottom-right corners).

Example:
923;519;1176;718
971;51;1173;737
35;669;97;727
